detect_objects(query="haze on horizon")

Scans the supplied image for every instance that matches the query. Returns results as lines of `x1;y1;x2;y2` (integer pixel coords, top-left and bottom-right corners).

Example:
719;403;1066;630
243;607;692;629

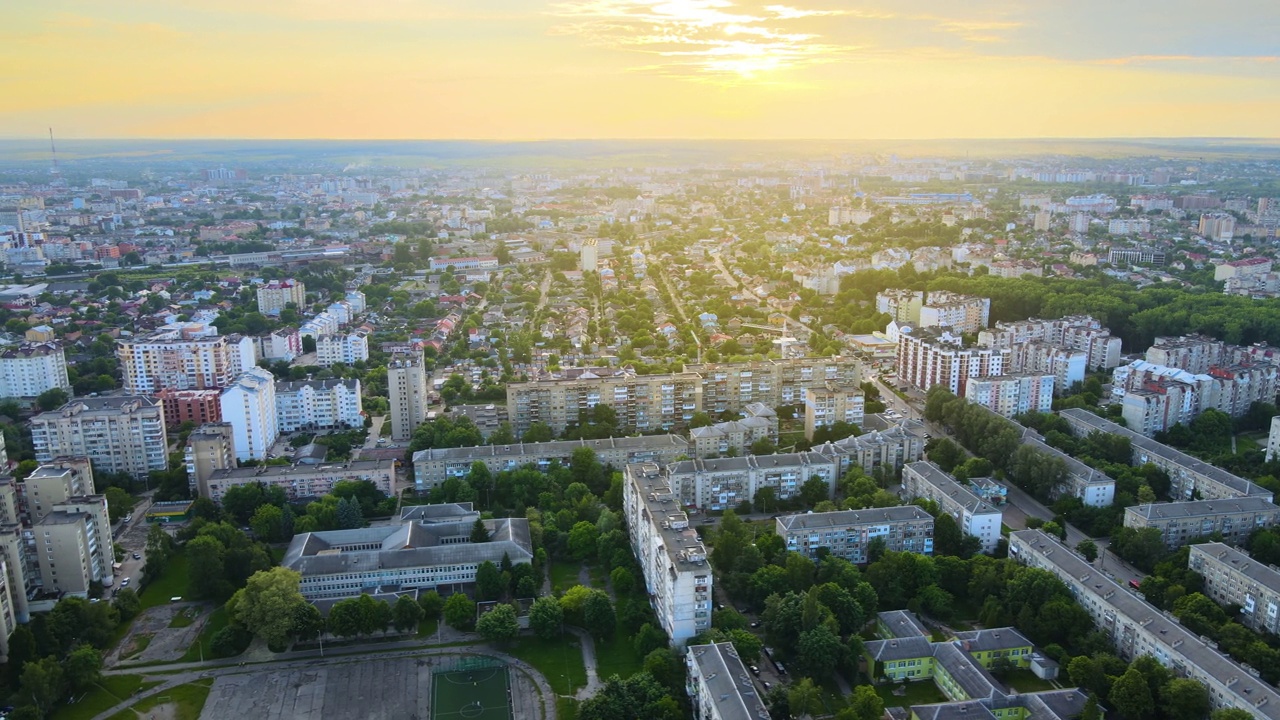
2;0;1278;141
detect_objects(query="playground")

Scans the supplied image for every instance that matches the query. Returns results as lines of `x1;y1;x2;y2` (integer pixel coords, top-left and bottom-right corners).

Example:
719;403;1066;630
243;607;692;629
431;657;512;720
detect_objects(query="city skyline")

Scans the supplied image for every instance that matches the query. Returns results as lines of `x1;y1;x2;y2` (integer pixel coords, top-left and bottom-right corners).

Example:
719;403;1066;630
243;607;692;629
2;0;1278;140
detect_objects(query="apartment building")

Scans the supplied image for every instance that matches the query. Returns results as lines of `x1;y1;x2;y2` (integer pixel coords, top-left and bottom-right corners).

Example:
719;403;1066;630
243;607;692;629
116;324;255;394
257;328;302;362
685;357;863;414
0;342;70;400
274;378;363;433
314;331;370;368
23;458;94;523
918;291;991;333
1112;359;1277;434
663;452;840;512
690;404;778;459
0;557;17;662
155;388;222;428
580;238;598;272
1059;409;1273;502
506;369;703;437
283;504;531;601
803;383;865;440
219;368;279;462
1269;416;1280;463
388;350;429;441
875;289;923;324
1189;542;1280;634
896;329;1010;395
1146;334;1228;374
686;643;767;720
810;420;927;479
776;506;934;563
205;459;396;502
30;396;168;479
1123;498;1280;549
1006;342;1086;393
1215;256;1271;281
1009;529;1280;719
902;461;1002;553
1016;431;1115;507
34;495;113;597
624;463;712;645
411;434;691;491
184;423;236;498
978;316;1121;371
299;311;340;339
963;374;1054;418
255;279;306;316
1199;212;1237;243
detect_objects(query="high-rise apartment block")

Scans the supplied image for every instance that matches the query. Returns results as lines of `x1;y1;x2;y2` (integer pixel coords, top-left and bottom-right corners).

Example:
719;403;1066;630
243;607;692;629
30;397;168;479
155;388;223;428
1005;342;1086;393
257;328;302;362
918;291;991;333
23;458;94;523
963;374;1054;418
1112;359;1277;434
1214;256;1272;281
776;506;934;562
978;315;1121;371
255;279;306;316
803;383;865;440
662;452;839;511
1199;212;1237;243
875;289;923;324
579;238;598;272
895;329;1009;395
117;324;255;394
1145;334;1227;374
274;378;363;433
690;404;778;458
902;461;1002;553
35;495;113;596
219;368;279;462
624;463;712;645
314;331;369;367
1189;542;1280;635
809;420;927;479
685;643;767;720
507;370;703;437
388;350;429;441
0;343;70;401
1269;416;1280;463
184;423;236;498
685;357;862;416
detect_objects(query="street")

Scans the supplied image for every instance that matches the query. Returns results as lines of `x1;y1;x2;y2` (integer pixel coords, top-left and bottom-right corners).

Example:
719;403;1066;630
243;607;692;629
111;495;155;594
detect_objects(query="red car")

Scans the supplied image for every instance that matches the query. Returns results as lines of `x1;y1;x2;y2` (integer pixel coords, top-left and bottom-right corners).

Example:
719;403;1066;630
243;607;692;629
1129;579;1142;589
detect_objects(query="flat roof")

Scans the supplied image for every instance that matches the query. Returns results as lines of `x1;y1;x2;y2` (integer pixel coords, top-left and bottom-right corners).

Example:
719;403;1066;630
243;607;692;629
1125;497;1277;521
905;461;999;516
1190;542;1280;596
687;643;768;720
413;435;689;464
627;464;709;570
210;459;395;480
776;506;932;533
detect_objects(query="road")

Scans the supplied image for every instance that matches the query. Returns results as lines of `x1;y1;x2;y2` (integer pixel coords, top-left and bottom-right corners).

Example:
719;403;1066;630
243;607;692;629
110;495;156;595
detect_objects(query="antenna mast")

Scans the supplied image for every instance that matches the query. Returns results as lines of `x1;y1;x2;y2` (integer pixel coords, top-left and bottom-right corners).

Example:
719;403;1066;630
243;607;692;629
48;127;61;178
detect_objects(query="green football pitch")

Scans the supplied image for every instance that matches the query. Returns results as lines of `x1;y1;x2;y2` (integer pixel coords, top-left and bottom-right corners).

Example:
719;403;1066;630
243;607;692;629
431;666;512;720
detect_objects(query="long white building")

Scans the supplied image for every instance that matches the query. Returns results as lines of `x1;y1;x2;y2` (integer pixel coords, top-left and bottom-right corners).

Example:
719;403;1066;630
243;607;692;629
686;643;767;720
963;374;1054;418
624;463;712;646
314;332;369;368
116;323;255;394
1189;542;1280;635
1010;529;1280;719
274;378;363;433
0;343;70;401
663;452;840;512
776;506;935;563
902;461;1002;553
220;368;279;461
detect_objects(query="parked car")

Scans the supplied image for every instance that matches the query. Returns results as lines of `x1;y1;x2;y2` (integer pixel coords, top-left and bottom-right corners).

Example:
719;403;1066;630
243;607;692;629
749;665;760;676
120;578;130;587
132;553;141;560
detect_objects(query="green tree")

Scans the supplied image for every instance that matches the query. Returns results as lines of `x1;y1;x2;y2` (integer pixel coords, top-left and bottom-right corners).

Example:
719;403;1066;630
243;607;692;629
470;517;491;543
529;596;564;639
583;591;616;640
521;421;554;443
228;567;308;648
36;387;69;411
799;476;830;508
293;603;325;641
20;656;63;717
568;521;600;561
1212;710;1256;720
1109;667;1155;720
1076;539;1099;563
1160;678;1210;720
475;560;504;601
393;594;425;633
63;645;102;693
104;486;133;523
476;604;519;644
443;593;476;630
577;672;681;720
186;534;229;600
249;504;287;542
419;590;444;621
839;685;885;720
788;678;823;720
795;625;844;681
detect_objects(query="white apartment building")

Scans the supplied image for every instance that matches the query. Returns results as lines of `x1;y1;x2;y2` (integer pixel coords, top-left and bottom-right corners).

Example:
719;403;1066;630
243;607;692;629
388;351;429;441
663;452;840;512
117;324;255;394
274;378;363;433
902;461;1002;553
579;238;598;272
810;419;927;479
0;343;71;400
257;328;301;362
343;290;366;314
978;316;1121;371
35;495;113;596
776;506;935;563
686;643;766;720
1189;542;1280;635
624;463;712;645
918;291;991;333
690;414;777;459
314;331;369;367
219;368;279;461
875;289;924;324
1006;342;1086;394
1268;416;1280;463
803;383;865;440
896;329;1010;395
30;396;168;479
1010;529;1280;719
299;311;340;339
255;279;306;316
1123;498;1280;549
963;374;1054;418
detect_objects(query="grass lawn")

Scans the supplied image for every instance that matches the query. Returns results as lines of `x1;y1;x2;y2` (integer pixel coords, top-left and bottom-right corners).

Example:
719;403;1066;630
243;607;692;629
51;675;159;720
557;697;578;720
179;606;232;662
169;607;199;628
549;562;581;595
110;679;213;720
875;680;949;708
507;635;588;696
1002;668;1056;693
417;617;440;639
1236;434;1263;454
593;620;645;681
139;552;189;610
587;566;608;589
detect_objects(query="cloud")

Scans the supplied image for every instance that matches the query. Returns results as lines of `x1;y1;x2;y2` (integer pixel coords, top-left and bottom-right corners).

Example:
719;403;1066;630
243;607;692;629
548;0;847;80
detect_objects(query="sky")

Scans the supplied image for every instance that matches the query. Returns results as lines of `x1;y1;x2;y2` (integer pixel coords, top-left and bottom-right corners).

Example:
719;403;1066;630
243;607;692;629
1;0;1278;140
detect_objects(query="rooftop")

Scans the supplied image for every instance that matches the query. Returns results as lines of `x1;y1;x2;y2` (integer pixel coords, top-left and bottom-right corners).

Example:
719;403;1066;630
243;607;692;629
1190;542;1280;596
209;459;395;481
627;463;708;569
687;643;769;720
877;609;930;639
776;506;932;533
413;434;689;464
1125;497;1278;521
905;461;999;516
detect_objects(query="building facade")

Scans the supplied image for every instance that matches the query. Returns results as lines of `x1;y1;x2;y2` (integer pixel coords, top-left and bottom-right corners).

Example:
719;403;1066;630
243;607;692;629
388;350;429;441
116;324;254;394
896;329;1010;396
902;461;1002;553
0;343;71;401
776;506;934;563
1189;542;1280;635
803;383;865;440
256;279;306;316
1123;498;1280;549
275;378;363;433
963;374;1054;418
315;332;370;368
184;423;236;498
686;643;766;720
30;397;168;479
35;495;113;597
810;420;927;479
918;291;991;334
219;368;279;462
663;452;840;512
205;459;396;502
155;388;223;428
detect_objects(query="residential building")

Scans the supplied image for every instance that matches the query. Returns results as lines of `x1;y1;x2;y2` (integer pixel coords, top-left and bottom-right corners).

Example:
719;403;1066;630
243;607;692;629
1146;334;1227;374
256;279;306;316
257;328;302;362
30;396;168;479
686;643;767;720
412;434;691;490
155;388;222;428
809;419;927;479
978;316;1121;371
875;289;924;324
895;328;1010;395
315;331;369;368
1016;431;1115;507
204;459;396;502
447;404;504;440
663;452;840;511
34;495;113;596
0;343;70;401
1006;342;1086;393
918;291;991;333
219;368;279;462
1059;409;1273;501
23;458;94;523
388;350;429;441
624;463;712;645
1108;217;1152;235
902;461;1002;553
1189;542;1280;634
963;374;1054;418
506;369;703;437
116;324;255;394
685;357;863;416
1010;529;1280;718
691;415;776;459
283;503;531;601
1123;498;1280;548
0;557;17;661
1269;416;1280;463
580;238;598;272
184;423;236;498
1214;256;1271;281
274;378;363;433
1199;212;1237;243
803;383;865;440
775;506;934;562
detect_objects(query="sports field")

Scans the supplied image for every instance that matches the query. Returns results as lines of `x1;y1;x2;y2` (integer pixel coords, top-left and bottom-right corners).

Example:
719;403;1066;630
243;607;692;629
431;666;512;720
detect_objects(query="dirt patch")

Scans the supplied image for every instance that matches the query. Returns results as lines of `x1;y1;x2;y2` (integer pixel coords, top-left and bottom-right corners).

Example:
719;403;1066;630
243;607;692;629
109;604;212;666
